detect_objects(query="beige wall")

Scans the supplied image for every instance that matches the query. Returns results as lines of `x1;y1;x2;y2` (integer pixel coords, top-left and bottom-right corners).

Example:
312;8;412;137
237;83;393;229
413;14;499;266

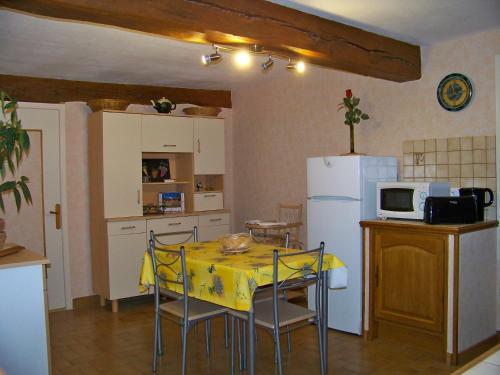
65;103;234;298
231;29;500;241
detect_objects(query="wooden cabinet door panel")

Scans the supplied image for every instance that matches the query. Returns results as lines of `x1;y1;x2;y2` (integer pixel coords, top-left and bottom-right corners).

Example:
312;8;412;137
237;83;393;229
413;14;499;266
194;118;225;175
142;115;193;152
108;233;147;300
102;112;143;218
374;230;445;333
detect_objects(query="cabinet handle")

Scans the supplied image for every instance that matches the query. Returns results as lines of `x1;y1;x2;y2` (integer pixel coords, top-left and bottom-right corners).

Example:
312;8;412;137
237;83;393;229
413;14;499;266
204;194;216;198
209;218;222;222
168;222;182;226
121;225;136;230
137;189;141;204
163;144;176;147
375;265;379;288
197;139;201;153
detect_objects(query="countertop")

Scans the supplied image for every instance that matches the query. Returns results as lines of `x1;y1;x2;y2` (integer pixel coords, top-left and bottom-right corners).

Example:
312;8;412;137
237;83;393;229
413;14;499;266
359;219;498;234
0;248;50;270
106;209;230;222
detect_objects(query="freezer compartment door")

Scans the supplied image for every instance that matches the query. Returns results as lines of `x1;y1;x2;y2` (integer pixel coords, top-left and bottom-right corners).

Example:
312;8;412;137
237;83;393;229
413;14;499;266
307;198;362;334
307;156;361;199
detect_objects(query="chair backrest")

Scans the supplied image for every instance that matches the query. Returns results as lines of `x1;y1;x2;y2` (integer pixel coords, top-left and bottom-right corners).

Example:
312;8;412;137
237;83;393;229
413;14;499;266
148;238;189;321
272;242;325;313
278;203;303;225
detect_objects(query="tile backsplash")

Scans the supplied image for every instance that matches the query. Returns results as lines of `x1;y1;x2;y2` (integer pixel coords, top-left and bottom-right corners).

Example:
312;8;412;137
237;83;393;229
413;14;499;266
402;136;497;219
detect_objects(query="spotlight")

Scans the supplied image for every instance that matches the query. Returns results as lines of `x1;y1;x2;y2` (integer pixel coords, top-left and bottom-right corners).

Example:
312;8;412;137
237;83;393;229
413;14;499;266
234;51;251;68
261;55;274;71
201;47;222;65
285;58;306;73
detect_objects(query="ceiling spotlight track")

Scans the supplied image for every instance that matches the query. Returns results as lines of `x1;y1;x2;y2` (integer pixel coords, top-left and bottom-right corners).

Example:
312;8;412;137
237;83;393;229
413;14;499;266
200;44;305;74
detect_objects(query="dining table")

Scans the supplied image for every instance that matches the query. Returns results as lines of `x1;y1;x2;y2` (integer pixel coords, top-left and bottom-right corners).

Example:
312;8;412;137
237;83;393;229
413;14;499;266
140;240;346;375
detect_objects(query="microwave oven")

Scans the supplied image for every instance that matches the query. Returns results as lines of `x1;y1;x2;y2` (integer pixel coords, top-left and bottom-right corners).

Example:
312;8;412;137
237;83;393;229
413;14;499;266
377;182;451;220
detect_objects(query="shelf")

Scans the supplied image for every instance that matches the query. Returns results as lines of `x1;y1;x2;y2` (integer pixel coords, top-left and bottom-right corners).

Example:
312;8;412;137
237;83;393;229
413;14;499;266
143;181;191;186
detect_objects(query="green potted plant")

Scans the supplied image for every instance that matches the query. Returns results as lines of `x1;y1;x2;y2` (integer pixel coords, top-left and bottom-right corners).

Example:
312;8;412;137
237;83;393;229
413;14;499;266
338;89;369;154
0;91;32;247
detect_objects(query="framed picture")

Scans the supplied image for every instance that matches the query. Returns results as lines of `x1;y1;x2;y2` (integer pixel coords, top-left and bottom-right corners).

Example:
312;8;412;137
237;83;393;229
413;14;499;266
142;159;170;182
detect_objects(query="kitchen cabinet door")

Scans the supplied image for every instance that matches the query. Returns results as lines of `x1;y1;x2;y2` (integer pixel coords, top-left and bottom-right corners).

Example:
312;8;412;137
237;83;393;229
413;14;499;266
102;112;143;218
373;229;445;333
194;118;225;175
199;225;230;242
108;232;147;300
142;115;193;152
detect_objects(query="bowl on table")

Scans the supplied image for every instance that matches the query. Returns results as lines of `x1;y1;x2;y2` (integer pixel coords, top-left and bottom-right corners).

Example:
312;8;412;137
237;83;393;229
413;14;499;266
219;233;251;255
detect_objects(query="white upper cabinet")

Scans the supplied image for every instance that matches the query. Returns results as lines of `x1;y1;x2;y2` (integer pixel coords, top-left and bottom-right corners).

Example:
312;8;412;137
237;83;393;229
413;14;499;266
102;112;143;218
194;118;225;175
141;115;193;152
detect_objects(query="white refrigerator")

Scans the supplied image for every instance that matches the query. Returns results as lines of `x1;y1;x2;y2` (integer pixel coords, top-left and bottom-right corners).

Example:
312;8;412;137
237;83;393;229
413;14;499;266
307;155;398;334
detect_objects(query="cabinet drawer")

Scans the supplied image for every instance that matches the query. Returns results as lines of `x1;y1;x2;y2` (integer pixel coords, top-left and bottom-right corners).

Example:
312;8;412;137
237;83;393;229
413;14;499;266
147;216;198;235
198;224;230;242
108;220;146;236
194;192;223;211
199;213;229;226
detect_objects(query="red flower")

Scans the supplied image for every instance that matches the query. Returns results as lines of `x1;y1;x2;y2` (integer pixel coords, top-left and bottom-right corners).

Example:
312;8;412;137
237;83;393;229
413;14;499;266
345;89;353;98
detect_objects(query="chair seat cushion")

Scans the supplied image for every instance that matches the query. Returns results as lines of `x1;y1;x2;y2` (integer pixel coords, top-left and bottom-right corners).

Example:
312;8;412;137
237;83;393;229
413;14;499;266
229;300;316;330
160;298;227;321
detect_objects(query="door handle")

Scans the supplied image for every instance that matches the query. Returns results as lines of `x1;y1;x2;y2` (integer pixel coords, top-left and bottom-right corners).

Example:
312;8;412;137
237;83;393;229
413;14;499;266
197;139;201;153
49;203;61;230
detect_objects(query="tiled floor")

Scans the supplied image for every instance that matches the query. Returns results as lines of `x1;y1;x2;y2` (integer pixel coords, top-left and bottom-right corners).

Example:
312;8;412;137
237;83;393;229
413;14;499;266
461;345;500;374
49;296;463;374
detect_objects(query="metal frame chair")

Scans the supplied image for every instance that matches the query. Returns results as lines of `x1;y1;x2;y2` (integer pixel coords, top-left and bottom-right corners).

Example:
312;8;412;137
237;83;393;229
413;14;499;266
149;236;228;374
230;242;326;375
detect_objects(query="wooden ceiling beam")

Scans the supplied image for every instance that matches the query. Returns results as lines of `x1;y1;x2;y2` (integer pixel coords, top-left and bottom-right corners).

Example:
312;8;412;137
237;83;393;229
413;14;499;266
0;0;421;82
0;74;232;108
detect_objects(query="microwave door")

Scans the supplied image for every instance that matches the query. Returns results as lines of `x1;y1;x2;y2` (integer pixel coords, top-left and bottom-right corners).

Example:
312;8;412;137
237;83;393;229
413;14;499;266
379;188;423;219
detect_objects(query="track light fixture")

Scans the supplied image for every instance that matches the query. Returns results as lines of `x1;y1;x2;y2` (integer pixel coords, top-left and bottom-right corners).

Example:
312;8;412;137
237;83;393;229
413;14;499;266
200;44;305;74
201;46;222;65
285;58;305;73
261;55;274;71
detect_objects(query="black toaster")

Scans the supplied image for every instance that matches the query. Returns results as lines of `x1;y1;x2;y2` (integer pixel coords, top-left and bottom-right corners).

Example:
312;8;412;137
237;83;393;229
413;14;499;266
423;196;477;224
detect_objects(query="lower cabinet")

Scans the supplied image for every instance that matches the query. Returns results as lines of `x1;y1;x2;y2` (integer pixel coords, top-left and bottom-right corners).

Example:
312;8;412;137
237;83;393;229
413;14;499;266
108;228;147;300
102;212;230;311
198;213;230;241
373;229;446;333
194;192;224;211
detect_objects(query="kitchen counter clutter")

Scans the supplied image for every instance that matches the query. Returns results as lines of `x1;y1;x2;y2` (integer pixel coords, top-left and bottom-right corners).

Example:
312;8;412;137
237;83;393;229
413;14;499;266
360;219;498;366
0;249;51;375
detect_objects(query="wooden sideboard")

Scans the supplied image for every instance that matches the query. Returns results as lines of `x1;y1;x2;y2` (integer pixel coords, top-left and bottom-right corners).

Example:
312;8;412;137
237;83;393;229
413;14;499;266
88;111;229;312
360;219;498;365
0;249;51;374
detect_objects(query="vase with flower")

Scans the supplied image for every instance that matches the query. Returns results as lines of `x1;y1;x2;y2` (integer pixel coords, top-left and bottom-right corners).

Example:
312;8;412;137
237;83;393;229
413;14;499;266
338;89;369;154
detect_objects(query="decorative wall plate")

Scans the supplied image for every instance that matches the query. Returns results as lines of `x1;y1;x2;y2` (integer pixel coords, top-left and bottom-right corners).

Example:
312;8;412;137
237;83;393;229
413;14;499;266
437;73;473;111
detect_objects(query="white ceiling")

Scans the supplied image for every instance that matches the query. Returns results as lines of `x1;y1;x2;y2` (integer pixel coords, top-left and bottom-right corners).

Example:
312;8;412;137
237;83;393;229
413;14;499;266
0;2;499;90
270;0;500;45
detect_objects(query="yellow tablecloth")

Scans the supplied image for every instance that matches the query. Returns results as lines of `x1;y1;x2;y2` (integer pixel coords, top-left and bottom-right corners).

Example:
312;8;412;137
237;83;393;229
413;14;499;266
139;241;345;311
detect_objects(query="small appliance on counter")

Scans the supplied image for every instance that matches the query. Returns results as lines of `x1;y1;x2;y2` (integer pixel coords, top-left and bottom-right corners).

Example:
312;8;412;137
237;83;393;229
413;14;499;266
458;187;494;221
376;181;451;220
423;196;478;224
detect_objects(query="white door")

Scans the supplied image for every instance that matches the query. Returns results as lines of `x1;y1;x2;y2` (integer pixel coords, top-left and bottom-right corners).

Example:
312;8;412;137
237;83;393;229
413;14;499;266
307;198;362;334
2;104;70;310
194;118;225;175
102;112;143;218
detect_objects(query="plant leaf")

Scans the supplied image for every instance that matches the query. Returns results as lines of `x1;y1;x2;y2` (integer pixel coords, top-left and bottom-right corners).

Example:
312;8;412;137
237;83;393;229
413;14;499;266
13;187;21;211
18;179;32;204
361;113;369;120
0;195;4;213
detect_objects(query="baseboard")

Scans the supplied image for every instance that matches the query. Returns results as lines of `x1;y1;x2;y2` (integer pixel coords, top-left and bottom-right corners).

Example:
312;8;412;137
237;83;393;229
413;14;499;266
456;332;500;366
